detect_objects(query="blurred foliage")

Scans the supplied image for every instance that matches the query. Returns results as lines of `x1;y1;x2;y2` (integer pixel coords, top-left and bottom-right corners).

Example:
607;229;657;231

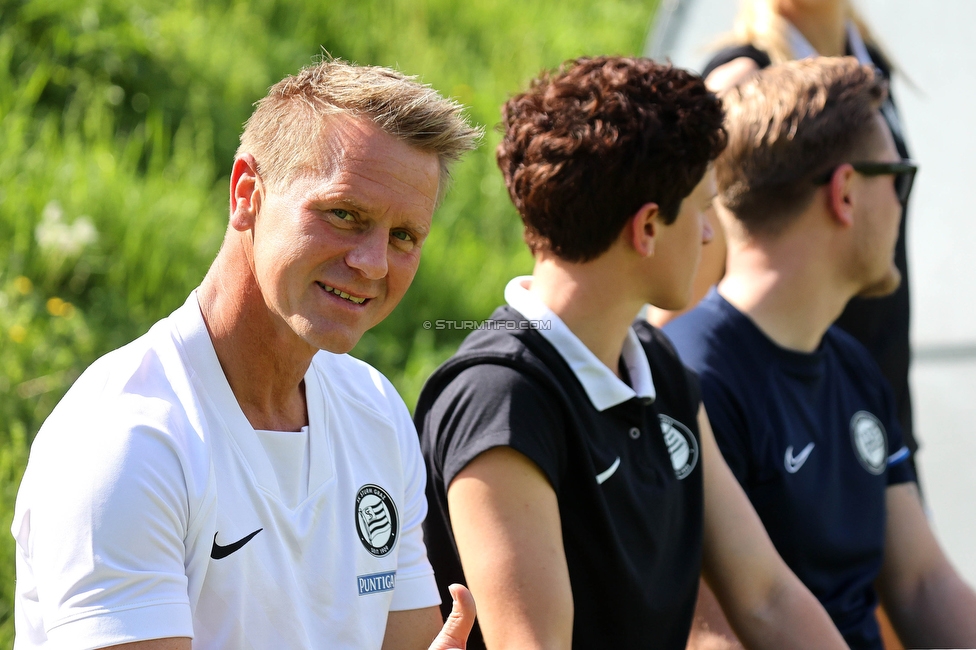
0;0;656;640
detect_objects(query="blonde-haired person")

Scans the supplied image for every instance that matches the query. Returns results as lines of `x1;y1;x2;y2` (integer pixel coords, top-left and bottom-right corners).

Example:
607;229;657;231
650;0;918;489
12;59;481;650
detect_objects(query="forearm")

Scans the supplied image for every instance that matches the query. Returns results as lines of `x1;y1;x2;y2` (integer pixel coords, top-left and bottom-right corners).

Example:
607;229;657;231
698;408;844;649
724;571;844;650
877;482;976;647
884;566;976;648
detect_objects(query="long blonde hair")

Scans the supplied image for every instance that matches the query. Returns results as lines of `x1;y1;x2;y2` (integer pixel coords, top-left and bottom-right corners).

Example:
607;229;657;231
724;0;886;66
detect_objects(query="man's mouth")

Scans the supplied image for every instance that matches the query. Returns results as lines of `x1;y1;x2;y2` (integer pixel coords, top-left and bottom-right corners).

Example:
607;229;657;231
318;283;368;305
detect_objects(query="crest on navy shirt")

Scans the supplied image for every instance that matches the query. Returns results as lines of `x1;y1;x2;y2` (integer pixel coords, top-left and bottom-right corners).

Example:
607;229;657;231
355;484;400;557
659;415;699;480
850;411;888;475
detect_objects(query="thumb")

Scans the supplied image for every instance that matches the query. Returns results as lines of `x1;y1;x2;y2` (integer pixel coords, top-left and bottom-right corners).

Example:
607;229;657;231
428;584;477;650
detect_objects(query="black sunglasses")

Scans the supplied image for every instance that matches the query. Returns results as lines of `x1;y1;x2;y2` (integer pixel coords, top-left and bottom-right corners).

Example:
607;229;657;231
815;159;918;207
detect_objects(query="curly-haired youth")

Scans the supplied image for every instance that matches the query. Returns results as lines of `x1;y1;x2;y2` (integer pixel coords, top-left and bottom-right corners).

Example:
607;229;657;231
496;56;727;262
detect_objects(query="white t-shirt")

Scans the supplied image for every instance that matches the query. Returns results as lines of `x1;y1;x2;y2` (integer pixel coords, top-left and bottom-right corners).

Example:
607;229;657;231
12;293;440;649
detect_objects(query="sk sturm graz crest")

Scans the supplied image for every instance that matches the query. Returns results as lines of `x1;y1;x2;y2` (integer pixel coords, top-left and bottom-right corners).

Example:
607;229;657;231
659;415;699;480
355;484;400;557
850;411;888;475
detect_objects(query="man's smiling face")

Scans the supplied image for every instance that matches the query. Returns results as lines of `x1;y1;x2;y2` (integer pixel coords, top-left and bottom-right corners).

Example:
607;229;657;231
247;114;440;354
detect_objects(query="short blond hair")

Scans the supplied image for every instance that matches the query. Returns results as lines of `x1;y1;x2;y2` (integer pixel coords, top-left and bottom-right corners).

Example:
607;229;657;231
717;57;887;235
238;58;481;201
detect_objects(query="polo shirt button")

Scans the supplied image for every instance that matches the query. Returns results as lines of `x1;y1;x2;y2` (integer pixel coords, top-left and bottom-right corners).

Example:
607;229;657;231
629;427;641;439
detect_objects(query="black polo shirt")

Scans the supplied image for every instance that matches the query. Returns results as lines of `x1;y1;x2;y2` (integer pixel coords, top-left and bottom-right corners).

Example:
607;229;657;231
416;305;704;649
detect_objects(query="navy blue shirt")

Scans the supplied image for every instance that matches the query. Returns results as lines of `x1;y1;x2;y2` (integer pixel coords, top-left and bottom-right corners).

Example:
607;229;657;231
663;290;915;650
703;42;917;457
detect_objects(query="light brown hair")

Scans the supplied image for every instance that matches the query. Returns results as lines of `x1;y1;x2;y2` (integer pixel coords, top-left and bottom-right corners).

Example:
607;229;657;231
238;58;481;202
716;57;887;235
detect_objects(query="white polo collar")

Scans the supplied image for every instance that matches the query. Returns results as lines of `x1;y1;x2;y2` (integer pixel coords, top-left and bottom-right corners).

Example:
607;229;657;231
788;19;873;66
504;276;655;411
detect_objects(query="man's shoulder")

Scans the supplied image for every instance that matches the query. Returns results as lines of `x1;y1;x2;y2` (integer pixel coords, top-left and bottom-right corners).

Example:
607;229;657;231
23;313;210;529
38;312;202;453
663;293;745;369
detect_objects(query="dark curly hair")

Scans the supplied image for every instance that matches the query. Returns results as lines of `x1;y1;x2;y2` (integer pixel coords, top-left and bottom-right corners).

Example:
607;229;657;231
496;56;727;262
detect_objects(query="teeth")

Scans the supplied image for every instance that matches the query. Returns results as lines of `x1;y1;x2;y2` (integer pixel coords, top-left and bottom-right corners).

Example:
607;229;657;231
322;284;367;304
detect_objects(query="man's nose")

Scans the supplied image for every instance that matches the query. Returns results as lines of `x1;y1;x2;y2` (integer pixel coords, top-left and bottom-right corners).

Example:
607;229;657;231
345;228;389;280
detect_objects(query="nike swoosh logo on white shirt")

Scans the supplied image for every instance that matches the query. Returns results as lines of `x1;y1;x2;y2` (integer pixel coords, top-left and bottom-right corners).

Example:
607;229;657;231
596;457;621;484
784;442;815;474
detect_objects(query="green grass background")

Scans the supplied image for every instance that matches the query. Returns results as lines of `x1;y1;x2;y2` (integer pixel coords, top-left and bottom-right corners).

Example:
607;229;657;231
0;0;657;641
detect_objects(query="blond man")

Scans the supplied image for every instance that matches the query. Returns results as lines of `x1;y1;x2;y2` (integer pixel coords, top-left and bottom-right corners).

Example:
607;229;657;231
12;60;479;650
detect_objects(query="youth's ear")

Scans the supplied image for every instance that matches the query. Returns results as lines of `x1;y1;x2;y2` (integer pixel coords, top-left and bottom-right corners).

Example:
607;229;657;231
826;164;856;228
229;154;263;231
628;202;661;257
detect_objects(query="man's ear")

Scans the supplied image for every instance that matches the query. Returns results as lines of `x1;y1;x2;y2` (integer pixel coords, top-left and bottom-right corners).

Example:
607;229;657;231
229;154;263;231
827;164;856;228
628;202;661;257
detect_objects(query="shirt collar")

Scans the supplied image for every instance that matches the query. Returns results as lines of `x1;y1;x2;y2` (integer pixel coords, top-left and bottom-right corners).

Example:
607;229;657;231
787;20;873;66
504;276;655;411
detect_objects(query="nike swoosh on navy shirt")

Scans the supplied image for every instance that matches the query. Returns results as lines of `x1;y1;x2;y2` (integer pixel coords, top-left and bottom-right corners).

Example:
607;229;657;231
211;528;263;559
784;443;815;474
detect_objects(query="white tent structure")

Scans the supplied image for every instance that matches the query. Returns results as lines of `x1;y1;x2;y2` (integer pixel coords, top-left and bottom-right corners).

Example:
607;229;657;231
647;0;976;587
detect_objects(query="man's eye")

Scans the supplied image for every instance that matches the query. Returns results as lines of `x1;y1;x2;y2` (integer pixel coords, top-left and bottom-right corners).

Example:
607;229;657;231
391;230;412;242
332;209;355;221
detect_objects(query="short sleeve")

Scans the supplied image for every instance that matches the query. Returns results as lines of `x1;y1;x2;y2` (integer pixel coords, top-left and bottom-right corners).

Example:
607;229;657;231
424;364;567;492
839;338;917;488
683;366;702;412
13;404;194;648
701;44;772;77
379;376;441;611
879;376;916;487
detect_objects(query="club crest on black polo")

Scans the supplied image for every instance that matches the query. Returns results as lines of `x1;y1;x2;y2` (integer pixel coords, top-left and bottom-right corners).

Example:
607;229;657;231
659;415;699;480
850;411;888;475
355;484;399;557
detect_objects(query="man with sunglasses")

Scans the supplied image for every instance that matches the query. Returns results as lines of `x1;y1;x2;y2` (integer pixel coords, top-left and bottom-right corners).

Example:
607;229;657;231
664;57;976;648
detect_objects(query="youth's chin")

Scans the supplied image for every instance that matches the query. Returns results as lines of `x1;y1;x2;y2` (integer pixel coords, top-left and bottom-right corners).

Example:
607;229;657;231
648;288;693;313
857;266;902;299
